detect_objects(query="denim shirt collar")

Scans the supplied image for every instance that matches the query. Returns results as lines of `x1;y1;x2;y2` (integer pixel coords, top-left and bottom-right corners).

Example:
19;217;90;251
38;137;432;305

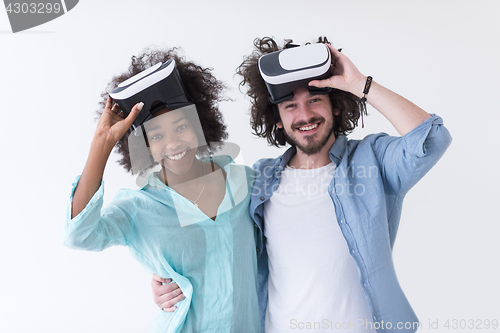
329;135;348;166
275;135;348;171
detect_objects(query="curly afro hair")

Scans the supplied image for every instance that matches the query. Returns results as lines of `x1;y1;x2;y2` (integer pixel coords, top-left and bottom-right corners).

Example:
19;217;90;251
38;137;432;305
97;47;228;173
236;36;367;147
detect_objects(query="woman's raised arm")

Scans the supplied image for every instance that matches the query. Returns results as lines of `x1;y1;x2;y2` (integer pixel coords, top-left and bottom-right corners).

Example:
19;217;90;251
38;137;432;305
71;97;142;218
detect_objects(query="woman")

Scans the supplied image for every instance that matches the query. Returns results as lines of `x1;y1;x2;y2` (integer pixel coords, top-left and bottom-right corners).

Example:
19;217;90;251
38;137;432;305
64;48;260;333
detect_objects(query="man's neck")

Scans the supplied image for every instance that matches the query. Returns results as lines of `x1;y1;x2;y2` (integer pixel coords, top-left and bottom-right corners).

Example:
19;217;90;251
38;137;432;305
288;134;336;169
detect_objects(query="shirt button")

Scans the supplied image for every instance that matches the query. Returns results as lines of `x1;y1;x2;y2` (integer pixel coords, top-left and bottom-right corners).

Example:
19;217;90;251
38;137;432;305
340;220;343;224
256;248;261;252
254;223;258;228
260;196;265;201
364;283;367;287
373;316;376;320
352;250;355;254
340;155;343;159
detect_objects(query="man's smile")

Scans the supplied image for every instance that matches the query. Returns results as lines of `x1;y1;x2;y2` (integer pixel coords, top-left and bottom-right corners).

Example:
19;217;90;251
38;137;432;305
297;122;320;132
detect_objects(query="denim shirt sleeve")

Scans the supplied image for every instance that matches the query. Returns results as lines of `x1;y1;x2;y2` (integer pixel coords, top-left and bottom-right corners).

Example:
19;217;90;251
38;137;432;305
63;175;136;251
370;113;452;197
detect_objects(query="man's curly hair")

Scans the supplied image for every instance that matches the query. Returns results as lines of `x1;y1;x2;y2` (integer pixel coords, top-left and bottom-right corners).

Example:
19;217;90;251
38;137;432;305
236;37;366;147
97;47;228;173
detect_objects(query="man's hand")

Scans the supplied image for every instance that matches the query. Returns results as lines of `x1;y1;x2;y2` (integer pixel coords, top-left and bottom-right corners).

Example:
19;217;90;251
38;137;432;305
152;274;185;312
311;43;431;136
308;44;366;97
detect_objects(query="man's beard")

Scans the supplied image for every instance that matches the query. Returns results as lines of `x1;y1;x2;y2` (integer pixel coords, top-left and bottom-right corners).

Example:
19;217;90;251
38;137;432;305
282;118;335;156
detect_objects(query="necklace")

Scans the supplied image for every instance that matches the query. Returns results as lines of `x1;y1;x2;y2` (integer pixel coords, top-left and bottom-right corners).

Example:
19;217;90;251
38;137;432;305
191;160;206;207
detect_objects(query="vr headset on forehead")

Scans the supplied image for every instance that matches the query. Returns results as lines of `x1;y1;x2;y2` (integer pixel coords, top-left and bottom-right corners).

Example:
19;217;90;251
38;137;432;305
258;43;333;104
109;59;192;129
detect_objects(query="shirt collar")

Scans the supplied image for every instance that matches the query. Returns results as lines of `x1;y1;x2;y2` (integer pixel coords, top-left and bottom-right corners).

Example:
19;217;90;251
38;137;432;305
277;146;297;170
329;135;348;166
140;154;235;189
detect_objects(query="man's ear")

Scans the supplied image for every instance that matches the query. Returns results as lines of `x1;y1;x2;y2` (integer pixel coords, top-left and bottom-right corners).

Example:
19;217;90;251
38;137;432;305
276;121;283;129
333;109;341;116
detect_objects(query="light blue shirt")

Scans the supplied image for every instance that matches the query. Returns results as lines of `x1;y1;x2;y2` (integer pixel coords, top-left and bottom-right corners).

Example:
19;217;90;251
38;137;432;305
64;157;261;333
250;114;452;333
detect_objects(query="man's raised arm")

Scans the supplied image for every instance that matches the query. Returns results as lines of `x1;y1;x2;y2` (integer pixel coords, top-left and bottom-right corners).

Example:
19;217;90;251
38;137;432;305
309;44;431;136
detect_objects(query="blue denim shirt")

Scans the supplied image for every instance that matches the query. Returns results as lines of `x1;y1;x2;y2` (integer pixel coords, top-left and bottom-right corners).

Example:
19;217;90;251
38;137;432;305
250;114;452;333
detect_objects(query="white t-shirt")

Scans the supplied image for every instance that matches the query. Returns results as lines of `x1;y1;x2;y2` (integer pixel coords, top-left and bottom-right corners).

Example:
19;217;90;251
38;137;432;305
263;162;375;332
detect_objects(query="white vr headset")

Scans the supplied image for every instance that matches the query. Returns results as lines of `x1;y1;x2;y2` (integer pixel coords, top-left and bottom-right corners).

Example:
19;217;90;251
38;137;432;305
258;43;333;104
109;59;191;129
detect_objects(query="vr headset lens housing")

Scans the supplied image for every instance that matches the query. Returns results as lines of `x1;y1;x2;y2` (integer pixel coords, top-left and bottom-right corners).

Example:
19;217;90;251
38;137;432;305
258;43;333;104
110;59;191;129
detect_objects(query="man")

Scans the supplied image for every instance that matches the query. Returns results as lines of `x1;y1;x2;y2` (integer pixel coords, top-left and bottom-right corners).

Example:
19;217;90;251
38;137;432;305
152;37;452;333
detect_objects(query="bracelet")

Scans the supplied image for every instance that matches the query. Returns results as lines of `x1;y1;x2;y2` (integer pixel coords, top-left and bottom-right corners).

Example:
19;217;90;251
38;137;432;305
360;76;373;104
359;76;372;128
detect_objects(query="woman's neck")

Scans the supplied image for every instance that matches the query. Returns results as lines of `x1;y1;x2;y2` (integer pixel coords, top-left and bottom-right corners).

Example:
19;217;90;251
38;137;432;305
159;158;206;187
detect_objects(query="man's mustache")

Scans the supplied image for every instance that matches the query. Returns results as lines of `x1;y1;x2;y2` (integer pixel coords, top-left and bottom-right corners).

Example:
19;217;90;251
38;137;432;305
291;117;325;129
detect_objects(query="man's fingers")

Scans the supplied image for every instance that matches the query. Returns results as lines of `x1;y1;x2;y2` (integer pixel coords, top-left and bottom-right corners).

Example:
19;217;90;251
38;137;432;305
159;291;186;309
152;281;179;298
152;274;171;285
151;275;185;311
162;306;177;312
308;79;331;88
326;43;342;58
151;278;171;288
154;283;183;308
326;44;346;71
157;287;183;307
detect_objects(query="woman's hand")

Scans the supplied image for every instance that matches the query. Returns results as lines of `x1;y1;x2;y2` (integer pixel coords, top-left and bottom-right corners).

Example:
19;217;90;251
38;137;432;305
152;274;185;312
71;98;143;218
94;97;143;150
308;44;366;98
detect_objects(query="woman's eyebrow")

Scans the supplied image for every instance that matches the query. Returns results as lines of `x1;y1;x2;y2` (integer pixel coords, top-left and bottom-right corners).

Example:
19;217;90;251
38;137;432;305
146;125;160;132
172;116;186;124
146;117;187;132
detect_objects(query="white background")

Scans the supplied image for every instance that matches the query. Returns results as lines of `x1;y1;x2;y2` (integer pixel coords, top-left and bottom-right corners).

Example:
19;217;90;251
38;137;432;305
1;1;499;332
